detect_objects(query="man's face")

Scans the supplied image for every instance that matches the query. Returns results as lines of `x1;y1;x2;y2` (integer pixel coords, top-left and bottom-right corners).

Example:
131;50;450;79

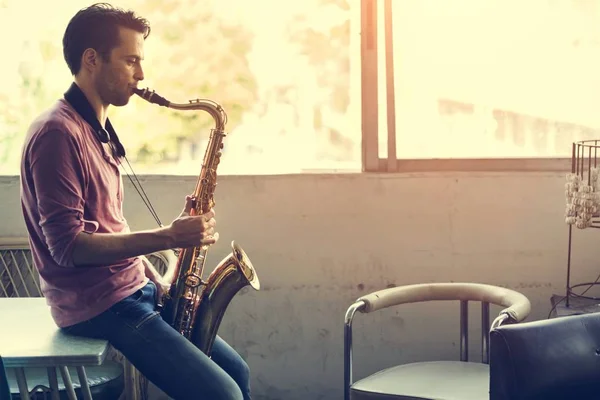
95;26;145;107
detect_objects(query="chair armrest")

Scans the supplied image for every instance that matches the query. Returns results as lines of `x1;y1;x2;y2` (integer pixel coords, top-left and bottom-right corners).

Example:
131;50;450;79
356;282;530;323
144;249;178;277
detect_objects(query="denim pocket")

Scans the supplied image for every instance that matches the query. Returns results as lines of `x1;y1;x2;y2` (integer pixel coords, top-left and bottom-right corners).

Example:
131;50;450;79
111;289;143;312
109;282;160;329
110;282;154;314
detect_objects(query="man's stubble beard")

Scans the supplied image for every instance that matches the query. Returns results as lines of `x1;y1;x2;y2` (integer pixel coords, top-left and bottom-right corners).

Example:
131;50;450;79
96;73;130;107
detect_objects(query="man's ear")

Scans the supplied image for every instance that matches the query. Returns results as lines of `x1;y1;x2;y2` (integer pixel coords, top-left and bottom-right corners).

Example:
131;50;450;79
81;48;99;72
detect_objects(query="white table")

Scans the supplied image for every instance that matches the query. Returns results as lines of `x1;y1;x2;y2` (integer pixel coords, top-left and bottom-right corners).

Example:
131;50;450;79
0;297;110;400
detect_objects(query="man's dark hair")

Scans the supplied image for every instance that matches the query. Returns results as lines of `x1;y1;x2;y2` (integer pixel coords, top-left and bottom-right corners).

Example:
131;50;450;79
62;2;151;75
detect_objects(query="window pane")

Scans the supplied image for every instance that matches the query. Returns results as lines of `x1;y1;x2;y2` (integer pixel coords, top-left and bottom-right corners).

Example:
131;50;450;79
388;0;600;159
0;0;360;175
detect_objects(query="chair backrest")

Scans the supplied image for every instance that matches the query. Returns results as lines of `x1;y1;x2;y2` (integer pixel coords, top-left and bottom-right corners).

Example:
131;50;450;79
356;282;531;322
489;312;600;400
0;356;11;400
353;282;531;363
0;238;41;298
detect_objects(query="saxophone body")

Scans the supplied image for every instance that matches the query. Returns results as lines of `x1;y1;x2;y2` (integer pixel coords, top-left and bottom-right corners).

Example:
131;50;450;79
133;87;260;356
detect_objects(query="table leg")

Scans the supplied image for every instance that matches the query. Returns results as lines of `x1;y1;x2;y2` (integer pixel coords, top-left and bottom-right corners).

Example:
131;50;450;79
58;366;78;400
14;368;29;399
47;367;60;400
76;366;93;400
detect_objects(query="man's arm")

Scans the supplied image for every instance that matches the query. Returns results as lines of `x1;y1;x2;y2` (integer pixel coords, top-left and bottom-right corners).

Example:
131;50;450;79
71;205;216;267
71;228;174;267
29;129;95;267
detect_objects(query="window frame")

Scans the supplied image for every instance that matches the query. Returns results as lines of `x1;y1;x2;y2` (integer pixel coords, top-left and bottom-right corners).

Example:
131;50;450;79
360;0;573;174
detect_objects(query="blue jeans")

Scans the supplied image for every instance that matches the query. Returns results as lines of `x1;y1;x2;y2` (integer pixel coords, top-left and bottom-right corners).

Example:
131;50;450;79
61;281;251;400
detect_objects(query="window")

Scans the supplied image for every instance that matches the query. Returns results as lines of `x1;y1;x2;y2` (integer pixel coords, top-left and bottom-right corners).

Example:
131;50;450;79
3;1;592;175
363;0;599;172
0;0;360;175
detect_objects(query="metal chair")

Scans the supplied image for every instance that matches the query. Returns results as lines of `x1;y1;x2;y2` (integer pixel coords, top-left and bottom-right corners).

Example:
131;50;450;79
344;282;531;400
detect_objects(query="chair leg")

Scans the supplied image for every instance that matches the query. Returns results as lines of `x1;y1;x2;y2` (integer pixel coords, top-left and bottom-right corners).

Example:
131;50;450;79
345;301;366;400
47;367;60;400
58;366;77;400
14;368;29;400
76;366;93;400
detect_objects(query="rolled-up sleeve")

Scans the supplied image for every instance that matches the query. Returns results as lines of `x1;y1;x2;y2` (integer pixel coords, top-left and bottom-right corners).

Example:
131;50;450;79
28;129;99;267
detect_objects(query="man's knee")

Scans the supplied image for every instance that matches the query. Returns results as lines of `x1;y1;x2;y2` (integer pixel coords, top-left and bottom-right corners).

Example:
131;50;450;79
220;359;249;400
234;358;250;383
175;376;243;400
214;380;244;400
227;359;250;397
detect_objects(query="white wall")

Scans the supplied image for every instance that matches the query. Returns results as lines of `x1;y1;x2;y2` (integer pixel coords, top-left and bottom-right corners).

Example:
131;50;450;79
0;172;597;399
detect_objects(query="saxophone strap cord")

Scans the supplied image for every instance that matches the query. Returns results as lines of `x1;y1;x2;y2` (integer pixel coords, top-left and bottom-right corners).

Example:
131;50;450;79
117;152;164;228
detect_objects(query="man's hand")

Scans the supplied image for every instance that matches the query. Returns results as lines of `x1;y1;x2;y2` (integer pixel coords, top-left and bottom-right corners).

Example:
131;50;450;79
166;195;219;249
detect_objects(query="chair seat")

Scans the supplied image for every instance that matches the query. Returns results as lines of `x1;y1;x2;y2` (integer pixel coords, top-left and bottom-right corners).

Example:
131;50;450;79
350;360;489;400
8;361;124;400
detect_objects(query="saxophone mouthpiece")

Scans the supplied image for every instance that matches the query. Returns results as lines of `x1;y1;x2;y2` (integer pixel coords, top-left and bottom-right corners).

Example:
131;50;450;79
133;87;170;107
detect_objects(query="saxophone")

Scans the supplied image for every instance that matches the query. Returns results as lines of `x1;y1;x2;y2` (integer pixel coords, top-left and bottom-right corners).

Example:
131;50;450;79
132;87;260;356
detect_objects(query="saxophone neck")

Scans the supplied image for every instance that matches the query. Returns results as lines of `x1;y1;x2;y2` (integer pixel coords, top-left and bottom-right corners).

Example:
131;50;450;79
133;87;228;131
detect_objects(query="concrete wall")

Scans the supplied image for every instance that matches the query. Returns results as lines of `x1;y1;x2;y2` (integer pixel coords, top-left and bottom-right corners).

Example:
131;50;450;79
0;172;597;399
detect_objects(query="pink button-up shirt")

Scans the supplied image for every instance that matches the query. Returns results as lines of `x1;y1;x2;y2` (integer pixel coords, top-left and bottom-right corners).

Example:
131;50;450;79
20;99;147;327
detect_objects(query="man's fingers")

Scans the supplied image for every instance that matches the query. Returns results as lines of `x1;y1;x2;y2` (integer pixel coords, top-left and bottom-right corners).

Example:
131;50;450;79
180;195;195;216
203;208;215;220
204;217;216;229
201;232;219;245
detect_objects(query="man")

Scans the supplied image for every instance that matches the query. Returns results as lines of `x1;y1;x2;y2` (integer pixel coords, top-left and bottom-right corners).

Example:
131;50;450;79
19;3;251;399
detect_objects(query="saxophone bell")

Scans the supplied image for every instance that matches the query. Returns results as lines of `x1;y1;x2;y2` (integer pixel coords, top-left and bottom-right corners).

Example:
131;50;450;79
190;240;259;355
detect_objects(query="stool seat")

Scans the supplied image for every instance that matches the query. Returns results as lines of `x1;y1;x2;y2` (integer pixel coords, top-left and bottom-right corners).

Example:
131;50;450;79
350;361;489;400
8;361;124;400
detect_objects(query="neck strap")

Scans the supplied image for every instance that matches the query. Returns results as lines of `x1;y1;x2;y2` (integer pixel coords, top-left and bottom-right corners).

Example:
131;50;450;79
63;82;126;157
